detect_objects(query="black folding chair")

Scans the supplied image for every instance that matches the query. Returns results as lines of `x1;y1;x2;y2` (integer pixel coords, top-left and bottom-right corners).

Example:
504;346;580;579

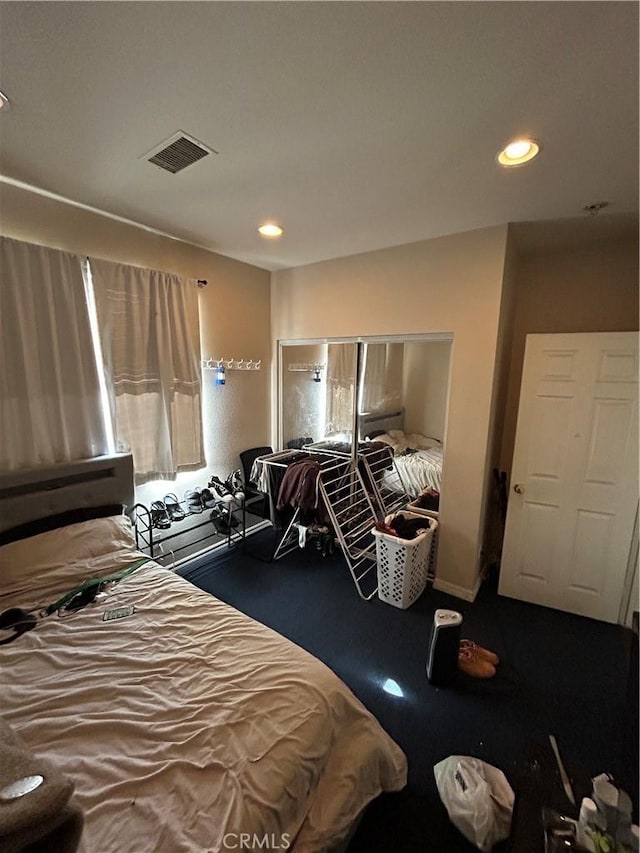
239;446;273;520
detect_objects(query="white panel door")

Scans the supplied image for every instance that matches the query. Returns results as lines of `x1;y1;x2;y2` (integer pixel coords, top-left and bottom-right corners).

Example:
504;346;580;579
499;332;638;623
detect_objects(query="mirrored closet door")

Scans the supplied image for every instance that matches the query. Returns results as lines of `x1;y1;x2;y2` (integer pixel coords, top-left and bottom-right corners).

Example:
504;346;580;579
279;335;451;501
280;341;358;453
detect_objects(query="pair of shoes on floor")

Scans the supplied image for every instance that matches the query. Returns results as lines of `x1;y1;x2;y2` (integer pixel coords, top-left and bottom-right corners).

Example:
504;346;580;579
457;639;500;679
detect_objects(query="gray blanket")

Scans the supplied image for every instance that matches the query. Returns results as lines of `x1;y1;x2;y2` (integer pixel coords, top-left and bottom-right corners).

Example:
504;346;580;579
0;718;83;853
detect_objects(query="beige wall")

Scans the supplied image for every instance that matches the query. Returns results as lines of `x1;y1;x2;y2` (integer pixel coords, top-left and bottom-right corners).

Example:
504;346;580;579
272;226;510;597
479;231;520;572
501;235;639;473
5;180;634;601
0;183;272;501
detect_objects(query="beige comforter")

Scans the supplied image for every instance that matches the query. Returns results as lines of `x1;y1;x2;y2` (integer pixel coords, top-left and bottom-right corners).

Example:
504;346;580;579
0;516;406;853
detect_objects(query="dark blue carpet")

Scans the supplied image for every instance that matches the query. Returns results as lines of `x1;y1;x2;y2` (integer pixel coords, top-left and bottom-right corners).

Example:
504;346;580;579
181;530;636;852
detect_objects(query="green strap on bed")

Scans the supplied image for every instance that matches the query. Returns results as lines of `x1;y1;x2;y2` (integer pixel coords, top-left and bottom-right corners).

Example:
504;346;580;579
46;557;151;615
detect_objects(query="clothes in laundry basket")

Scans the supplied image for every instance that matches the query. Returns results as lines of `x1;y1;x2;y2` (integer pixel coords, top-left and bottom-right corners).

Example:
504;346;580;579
375;514;431;540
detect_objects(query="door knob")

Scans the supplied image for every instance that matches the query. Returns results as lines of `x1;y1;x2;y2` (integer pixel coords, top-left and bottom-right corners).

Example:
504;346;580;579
514;484;524;494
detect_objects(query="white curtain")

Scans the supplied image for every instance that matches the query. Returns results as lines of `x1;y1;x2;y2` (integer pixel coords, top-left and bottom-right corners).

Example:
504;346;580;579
89;258;205;484
325;344;356;435
0;237;109;471
360;342;404;414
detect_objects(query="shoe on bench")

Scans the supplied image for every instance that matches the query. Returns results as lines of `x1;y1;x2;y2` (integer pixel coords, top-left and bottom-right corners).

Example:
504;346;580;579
150;500;172;529
184;489;204;514
225;469;245;503
208;476;235;504
164;493;186;522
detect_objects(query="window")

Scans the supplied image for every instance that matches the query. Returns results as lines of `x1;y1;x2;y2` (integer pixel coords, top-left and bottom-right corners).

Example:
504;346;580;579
87;257;205;485
0;237;205;483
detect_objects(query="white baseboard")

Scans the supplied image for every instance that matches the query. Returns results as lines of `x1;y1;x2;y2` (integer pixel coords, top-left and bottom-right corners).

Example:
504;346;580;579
432;574;481;602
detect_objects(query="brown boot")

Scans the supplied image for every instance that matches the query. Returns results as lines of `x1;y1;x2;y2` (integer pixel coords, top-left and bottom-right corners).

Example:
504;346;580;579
457;645;496;679
460;639;499;666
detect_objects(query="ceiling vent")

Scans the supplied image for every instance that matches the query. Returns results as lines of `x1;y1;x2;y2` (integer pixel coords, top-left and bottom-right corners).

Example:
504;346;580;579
143;131;217;174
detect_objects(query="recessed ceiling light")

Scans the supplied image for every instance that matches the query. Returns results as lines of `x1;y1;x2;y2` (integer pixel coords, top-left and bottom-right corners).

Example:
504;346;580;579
258;223;284;238
0;91;10;110
497;138;540;167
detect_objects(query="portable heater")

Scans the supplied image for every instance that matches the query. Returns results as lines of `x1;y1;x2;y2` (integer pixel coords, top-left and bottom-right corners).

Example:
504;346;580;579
426;608;463;686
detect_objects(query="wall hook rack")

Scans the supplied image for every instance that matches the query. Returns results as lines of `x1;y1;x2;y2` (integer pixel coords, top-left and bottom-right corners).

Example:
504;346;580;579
288;363;325;373
288;362;325;382
201;358;262;371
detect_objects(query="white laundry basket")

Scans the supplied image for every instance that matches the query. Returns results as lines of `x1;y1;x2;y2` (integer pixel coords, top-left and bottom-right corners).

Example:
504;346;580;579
372;511;438;609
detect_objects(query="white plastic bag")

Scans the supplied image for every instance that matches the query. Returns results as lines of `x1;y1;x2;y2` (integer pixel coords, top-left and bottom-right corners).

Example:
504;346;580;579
434;755;514;851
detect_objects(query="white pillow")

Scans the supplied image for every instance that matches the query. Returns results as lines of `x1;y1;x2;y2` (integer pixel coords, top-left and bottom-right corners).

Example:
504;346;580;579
406;433;441;450
372;433;396;448
0;515;137;592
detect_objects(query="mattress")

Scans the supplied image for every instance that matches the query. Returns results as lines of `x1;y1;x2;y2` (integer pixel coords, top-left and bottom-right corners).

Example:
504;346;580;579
0;515;407;853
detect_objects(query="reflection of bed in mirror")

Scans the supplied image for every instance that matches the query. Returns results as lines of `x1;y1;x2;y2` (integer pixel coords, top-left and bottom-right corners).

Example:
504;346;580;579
359;409;443;498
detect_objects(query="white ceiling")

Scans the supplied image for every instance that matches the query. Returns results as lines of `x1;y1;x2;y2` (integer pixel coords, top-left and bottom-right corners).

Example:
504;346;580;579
0;2;637;271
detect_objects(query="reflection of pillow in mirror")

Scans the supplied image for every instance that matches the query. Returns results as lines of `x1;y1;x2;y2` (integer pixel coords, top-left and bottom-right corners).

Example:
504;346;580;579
366;429;387;439
373;433;396;448
406;433;441;449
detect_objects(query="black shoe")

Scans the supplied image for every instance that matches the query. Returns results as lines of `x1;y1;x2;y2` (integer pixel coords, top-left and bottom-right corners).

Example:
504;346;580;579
184;489;204;514
200;487;217;508
150;500;171;529
225;469;245;502
164;493;186;522
210;508;230;534
208;476;235;504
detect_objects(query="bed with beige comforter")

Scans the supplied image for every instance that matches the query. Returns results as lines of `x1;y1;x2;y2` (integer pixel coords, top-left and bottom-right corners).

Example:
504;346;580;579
0;515;406;852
